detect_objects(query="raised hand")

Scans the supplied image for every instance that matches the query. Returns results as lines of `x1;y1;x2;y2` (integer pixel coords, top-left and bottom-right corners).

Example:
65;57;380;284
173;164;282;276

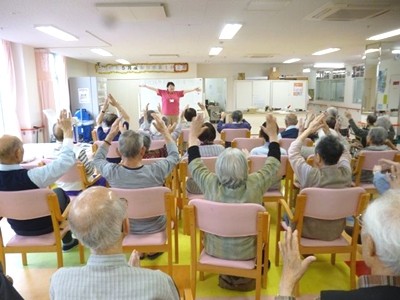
278;228;316;296
261;114;278;143
57;109;73;138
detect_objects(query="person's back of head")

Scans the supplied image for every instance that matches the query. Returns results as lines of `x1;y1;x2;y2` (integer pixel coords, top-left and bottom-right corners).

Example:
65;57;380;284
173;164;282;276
52;124;64;142
259;121;279;142
216;148;248;189
326;107;338;118
325;116;336;130
231;110;243;123
184;108;197;122
0;135;23;164
314;135;344;166
198;122;216;144
367;114;377;126
146;110;156;123
141;132;151;152
103;113;118;127
118;130;145;158
363;190;400;275
285;113;298;127
68;187;127;253
368;127;387;146
375;116;392;131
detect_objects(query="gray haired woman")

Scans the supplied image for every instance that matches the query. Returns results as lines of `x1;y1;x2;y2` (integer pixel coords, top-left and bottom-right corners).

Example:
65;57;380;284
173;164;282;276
187;114;281;291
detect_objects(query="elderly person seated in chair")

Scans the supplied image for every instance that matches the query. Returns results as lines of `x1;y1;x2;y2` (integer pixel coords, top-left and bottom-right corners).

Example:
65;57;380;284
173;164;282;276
278;113;299;139
184;122;225;194
0;110;78;251
275;189;400;300
188;113;281;291
50;187;179;300
288;113;352;241
93;114;179;259
356;127;394;183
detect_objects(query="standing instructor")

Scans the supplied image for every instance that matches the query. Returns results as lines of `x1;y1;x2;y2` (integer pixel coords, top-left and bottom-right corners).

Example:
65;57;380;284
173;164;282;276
140;81;201;124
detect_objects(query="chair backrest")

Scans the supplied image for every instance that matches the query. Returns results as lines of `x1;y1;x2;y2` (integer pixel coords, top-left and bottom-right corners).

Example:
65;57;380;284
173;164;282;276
249;155;288;178
93;141;120;159
306;154;315;166
300;187;366;220
181;156;218;178
221;129;251;143
110;187;171;219
359;150;398;171
55;162;83;183
231;138;264;151
181;129;190;143
279;138;296;152
188;199;265;237
149;139;166;151
0;189;55;220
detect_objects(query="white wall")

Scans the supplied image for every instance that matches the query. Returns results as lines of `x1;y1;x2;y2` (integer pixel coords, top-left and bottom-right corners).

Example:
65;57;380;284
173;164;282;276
66;57;91;77
376;57;400;110
197;63;305;111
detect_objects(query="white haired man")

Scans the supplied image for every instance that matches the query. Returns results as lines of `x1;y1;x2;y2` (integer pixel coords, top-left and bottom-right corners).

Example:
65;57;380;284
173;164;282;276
93;113;179;259
275;189;400;299
50;186;179;300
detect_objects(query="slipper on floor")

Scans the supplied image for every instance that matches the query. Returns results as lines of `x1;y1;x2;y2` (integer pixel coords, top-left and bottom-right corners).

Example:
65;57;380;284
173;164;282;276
147;252;163;260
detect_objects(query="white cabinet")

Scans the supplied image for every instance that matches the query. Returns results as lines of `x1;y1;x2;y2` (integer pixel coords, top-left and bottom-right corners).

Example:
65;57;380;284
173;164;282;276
234;80;308;110
234;80;270;110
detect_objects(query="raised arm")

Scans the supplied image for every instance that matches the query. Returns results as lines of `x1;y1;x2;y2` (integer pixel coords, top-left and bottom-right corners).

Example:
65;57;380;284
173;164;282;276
197;102;210;122
345;112;368;138
96;96;110;126
108;94;130;123
28;110;76;187
140;84;159;93
183;87;201;95
289;113;325;188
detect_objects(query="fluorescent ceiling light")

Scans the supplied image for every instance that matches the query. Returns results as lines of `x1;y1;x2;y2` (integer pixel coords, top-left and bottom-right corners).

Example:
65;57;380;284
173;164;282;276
302;68;311;73
209;47;223;56
283;58;301;64
35;25;78;41
367;28;400;41
392;49;400;54
219;24;242;39
364;48;379;54
91;48;113;57
314;63;344;69
312;48;340;56
116;59;131;64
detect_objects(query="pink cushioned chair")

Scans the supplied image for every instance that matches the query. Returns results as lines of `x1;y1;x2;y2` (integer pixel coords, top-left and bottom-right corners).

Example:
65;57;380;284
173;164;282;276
276;187;369;290
184;199;269;300
176;157;218;211
220;128;251;144
149;139;166;151
92;141;120;160
231;137;264;151
110;187;177;274
353;150;400;194
0;189;84;273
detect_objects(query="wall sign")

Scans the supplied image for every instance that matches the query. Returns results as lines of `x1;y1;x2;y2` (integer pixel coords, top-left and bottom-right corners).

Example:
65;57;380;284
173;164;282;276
95;63;189;74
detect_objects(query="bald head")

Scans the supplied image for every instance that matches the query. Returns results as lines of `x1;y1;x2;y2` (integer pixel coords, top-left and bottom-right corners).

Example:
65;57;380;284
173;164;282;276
68;187;127;252
0;135;23;164
285;114;298;127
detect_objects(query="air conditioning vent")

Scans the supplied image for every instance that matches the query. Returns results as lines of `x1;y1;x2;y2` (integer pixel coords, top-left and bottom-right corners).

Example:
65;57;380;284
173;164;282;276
305;2;390;21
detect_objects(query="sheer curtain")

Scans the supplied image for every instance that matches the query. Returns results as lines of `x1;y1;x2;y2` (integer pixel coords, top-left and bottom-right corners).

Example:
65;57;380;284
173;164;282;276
0;40;20;137
35;49;69;141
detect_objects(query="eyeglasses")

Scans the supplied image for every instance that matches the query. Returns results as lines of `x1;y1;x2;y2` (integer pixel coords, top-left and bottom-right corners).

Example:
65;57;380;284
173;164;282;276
356;214;363;227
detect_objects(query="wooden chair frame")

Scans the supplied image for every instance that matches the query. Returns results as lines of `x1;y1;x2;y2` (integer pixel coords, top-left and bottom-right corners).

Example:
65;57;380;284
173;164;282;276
184;203;270;300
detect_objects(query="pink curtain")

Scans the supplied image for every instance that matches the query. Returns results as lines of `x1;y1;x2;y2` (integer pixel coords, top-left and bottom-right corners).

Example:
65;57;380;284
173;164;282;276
35;48;56;118
0;40;20;137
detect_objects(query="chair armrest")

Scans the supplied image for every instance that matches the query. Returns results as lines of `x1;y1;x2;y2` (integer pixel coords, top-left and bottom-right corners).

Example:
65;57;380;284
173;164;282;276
279;198;294;221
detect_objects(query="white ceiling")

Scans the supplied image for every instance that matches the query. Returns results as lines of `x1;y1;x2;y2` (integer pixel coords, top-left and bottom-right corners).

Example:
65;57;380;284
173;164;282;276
0;0;399;65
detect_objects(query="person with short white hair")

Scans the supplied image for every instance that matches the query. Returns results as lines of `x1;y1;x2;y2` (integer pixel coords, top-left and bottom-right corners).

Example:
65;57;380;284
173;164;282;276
275;189;400;299
188;113;281;291
50;187;179;300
